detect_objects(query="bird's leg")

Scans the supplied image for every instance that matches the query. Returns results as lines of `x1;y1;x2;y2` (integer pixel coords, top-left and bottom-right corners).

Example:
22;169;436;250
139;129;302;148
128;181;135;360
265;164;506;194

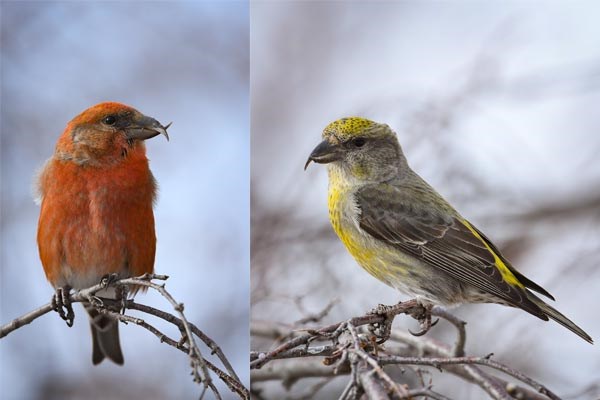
408;304;439;337
115;284;129;314
82;275;117;310
51;286;74;327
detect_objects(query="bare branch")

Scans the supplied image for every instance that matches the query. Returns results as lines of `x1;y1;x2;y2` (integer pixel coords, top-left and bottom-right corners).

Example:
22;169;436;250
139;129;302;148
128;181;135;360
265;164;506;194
251;299;423;368
431;306;466;357
1;274;249;400
251;360;339;386
378;355;560;400
294;297;339;325
115;274;212;393
390;330;551;400
251;299;562;400
1;279;111;338
398;387;454;400
357;364;390;400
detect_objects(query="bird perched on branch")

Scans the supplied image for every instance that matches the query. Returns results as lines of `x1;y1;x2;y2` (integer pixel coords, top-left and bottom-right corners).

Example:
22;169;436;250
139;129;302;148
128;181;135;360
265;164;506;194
305;117;593;344
36;102;170;364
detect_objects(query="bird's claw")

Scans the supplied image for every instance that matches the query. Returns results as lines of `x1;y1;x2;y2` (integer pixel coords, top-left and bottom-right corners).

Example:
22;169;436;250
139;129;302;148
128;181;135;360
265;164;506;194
87;295;104;308
52;287;74;327
409;304;437;337
100;273;120;289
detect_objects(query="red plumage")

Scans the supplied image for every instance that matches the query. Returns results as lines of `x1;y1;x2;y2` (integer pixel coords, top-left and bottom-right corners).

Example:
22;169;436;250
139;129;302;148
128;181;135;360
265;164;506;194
36;102;168;364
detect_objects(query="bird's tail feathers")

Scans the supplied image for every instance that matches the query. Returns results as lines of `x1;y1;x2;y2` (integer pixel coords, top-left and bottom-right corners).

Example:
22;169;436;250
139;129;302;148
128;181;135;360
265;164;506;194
528;293;593;344
85;303;124;365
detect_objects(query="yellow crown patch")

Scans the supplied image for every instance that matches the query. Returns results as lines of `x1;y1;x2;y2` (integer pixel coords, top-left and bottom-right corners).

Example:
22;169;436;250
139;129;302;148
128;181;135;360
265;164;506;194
323;117;377;140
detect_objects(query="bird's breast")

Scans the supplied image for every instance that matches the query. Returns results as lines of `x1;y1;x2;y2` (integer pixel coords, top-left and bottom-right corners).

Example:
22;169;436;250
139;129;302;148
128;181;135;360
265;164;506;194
38;158;156;288
327;176;427;292
327;183;387;277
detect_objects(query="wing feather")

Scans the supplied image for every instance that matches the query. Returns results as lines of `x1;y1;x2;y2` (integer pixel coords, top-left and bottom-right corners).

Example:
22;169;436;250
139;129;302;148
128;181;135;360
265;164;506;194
356;183;548;319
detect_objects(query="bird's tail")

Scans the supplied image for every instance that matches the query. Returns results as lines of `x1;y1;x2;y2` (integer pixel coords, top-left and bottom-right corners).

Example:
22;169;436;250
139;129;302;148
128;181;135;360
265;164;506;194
85;303;124;365
528;293;593;344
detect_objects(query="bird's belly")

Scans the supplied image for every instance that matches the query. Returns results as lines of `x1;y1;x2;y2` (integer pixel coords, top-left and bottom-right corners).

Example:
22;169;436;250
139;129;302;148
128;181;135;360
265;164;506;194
40;189;133;289
351;237;468;305
59;221;128;289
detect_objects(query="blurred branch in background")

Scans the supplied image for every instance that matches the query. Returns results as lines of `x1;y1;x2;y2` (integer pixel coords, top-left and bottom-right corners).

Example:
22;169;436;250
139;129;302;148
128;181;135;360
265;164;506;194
250;167;599;399
251;4;600;398
250;54;600;398
250;301;560;400
0;274;249;400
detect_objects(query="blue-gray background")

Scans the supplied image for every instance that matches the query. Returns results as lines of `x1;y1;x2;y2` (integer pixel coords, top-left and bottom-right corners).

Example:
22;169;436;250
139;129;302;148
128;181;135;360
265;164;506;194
251;1;600;398
0;2;248;400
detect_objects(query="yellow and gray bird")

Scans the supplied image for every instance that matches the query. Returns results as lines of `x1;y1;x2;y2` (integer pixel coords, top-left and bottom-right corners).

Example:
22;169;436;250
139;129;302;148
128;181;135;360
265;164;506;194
305;117;592;344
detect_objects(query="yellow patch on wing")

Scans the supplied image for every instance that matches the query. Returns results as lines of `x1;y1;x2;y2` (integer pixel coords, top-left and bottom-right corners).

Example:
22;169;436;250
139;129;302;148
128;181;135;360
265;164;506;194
461;219;524;288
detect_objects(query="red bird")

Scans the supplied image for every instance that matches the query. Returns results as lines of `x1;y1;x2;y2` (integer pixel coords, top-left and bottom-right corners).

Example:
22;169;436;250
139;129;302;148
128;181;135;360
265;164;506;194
36;102;169;364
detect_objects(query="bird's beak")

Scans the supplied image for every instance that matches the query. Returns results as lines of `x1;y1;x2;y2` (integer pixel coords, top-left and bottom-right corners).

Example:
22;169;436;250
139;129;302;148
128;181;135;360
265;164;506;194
304;139;342;170
125;115;171;142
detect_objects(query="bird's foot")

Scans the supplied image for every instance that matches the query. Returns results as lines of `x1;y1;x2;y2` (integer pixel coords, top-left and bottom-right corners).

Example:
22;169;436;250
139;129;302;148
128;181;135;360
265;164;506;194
408;304;438;336
368;302;405;343
86;295;104;308
100;273;120;289
51;286;74;327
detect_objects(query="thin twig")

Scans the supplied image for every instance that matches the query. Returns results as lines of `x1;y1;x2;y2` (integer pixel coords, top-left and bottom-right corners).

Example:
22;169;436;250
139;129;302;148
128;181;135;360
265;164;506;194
389;331;550;400
116;275;212;393
357;365;390;400
127;301;242;384
1;274;249;400
251;299;562;400
431;306;467;356
251;300;422;369
347;321;407;398
1;280;108;338
100;305;248;399
398;387;454;400
378;355;560;400
294;297;339;325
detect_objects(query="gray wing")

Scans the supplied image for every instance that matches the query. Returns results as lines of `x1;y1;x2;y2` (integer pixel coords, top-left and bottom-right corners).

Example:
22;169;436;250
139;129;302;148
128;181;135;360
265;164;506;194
356;183;549;320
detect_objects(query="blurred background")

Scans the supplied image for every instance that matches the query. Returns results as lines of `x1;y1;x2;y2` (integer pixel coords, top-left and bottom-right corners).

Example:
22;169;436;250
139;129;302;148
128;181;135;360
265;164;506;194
251;1;600;399
1;2;248;400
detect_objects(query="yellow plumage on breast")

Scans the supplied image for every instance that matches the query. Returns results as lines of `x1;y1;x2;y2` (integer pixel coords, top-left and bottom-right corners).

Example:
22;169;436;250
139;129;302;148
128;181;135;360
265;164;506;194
327;171;399;284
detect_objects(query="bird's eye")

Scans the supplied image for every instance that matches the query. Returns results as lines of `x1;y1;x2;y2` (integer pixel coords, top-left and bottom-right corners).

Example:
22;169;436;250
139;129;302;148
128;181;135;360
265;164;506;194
102;115;117;126
352;137;366;148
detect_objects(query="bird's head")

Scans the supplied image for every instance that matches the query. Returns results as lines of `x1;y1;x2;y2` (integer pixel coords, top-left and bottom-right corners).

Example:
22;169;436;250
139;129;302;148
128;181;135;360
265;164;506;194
55;102;170;165
305;117;406;182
